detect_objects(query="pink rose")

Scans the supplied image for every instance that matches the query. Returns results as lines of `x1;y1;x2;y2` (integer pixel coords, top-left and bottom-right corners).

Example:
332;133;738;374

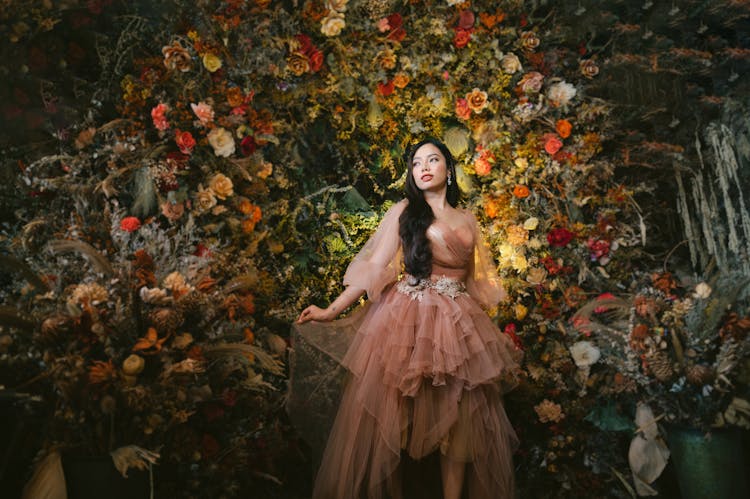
544;134;563;155
588;238;611;262
190;101;214;126
518;71;544;94
151;103;169;131
457;10;475;30
377;17;390;32
175;130;196;154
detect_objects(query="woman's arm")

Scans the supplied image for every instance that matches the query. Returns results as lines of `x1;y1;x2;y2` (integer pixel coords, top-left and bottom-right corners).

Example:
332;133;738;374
296;284;365;323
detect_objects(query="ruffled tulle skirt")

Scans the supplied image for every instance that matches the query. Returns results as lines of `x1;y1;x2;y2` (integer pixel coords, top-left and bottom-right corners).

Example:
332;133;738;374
312;279;522;499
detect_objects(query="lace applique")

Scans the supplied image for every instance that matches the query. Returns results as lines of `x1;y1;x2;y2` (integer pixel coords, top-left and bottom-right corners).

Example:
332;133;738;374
396;275;468;301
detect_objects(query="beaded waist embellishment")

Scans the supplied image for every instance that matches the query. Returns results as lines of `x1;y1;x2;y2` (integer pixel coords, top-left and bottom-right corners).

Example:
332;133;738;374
396;275;467;301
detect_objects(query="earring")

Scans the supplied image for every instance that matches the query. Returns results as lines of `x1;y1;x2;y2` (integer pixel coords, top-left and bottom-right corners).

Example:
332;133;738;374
447;175;452;186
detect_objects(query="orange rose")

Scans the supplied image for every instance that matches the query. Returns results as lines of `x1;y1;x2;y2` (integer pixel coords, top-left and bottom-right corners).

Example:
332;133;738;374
475;157;492;176
226;87;244;107
393;72;410;89
484;198;500;219
556;119;572;139
513;185;530;198
162;42;192;72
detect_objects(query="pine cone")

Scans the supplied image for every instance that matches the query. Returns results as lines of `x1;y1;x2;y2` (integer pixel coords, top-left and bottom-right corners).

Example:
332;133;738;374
646;351;674;382
148;307;184;332
685;364;715;386
176;291;208;317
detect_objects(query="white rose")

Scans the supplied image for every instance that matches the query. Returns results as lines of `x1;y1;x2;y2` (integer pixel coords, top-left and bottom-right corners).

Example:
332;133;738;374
207;127;236;157
569;341;601;368
547;81;577;107
321;12;346;37
693;282;712;299
500;53;522;74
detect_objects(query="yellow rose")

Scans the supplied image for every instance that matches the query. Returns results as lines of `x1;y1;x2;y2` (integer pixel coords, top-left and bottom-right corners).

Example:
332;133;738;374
514;303;528;321
209;173;234;200
202;53;222;72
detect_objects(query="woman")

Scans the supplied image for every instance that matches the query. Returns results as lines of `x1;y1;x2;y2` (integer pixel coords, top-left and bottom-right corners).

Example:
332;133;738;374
297;138;522;499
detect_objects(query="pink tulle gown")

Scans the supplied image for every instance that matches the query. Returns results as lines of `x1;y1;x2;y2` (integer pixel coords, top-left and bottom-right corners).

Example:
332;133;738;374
312;200;522;499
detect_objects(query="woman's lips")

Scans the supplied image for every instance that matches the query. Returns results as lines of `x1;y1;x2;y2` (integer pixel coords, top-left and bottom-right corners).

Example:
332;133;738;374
421;174;433;182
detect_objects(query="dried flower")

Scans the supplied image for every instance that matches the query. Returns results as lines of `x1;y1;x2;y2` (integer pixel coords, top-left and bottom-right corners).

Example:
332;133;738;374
465;88;488;113
526;267;548;286
120;216;141;232
547;228;575;247
122;354;145;375
579;59;599;79
202;53;222;72
518;71;544;94
208;173;234;200
535;399;564;423
162;41;192;72
520;31;540;51
151;103;170;131
133;327;169;354
523;217;539;230
69;282;109;306
547;81;577;107
693;282;712;299
321;12;346;37
513;185;531;198
506;225;529;246
455;98;471;120
555;119;572;139
161;201;185;221
569;341;601;368
286;51;310;76
190;101;214;126
174;130;196;154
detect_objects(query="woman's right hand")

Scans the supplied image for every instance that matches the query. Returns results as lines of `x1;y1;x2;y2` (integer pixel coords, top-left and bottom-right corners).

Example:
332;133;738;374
296;305;336;324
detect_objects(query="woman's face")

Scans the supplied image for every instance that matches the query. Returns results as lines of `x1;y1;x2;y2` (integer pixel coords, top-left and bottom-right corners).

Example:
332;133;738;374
411;143;448;192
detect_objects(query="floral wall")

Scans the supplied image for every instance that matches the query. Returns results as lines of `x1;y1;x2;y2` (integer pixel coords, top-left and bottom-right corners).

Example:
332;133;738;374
1;0;749;498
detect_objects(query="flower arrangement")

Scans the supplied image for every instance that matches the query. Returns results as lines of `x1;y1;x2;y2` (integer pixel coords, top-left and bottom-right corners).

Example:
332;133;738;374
5;0;748;497
574;271;750;430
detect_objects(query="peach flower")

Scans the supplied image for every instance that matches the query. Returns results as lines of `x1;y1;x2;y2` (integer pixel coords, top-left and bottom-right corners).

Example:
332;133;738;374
161;200;185;221
151;103;169;131
162;42;192;72
194;185;217;213
455;98;471;120
190;101;214;126
466;88;489;113
544;134;563;155
321;12;345;37
209;173;234;200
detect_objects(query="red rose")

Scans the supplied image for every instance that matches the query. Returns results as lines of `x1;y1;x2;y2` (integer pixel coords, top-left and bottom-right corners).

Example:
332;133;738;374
377;80;395;96
387;26;406;42
174;130;196;154
308;48;323;72
387;13;403;29
503;323;524;350
241;135;257;156
546;227;575;247
453;28;471;48
120;216;141;232
587;238;611;260
294;34;313;55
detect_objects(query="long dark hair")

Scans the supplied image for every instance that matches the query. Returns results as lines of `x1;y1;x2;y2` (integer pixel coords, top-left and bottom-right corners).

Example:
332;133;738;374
399;137;460;280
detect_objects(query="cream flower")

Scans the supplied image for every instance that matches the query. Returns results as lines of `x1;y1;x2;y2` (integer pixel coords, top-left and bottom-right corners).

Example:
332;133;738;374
526;267;548;285
506;225;529;246
321;12;346;37
514;157;529;171
207;127;236;157
209;173;234;200
523;217;539;230
569;341;601;368
500;53;522;74
693;282;712;299
139;286;170;304
194;184;217;213
466;88;489;113
547;81;577;107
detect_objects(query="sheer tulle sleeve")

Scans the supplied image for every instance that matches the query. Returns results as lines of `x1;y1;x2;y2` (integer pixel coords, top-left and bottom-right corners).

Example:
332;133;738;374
342;199;406;302
465;211;507;309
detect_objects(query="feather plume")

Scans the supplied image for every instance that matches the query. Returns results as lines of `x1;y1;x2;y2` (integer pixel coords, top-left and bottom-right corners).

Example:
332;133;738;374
0;254;48;290
223;273;259;294
571;297;632;336
131;167;158;218
0;306;35;330
203;343;284;376
47;240;114;275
